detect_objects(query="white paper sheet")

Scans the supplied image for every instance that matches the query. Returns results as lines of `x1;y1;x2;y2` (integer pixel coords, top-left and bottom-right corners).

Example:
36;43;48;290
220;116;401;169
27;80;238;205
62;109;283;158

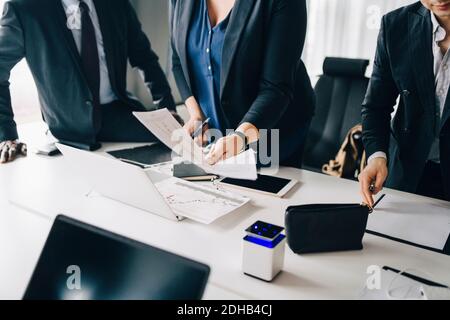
133;109;257;180
367;195;450;250
154;177;250;224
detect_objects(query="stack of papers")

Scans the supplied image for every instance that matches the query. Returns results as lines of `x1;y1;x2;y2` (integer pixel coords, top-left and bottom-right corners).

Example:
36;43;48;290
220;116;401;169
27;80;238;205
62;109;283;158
134;109;257;180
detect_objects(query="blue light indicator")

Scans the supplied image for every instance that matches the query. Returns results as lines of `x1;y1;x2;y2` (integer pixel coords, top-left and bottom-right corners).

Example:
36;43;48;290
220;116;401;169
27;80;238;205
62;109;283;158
244;234;286;249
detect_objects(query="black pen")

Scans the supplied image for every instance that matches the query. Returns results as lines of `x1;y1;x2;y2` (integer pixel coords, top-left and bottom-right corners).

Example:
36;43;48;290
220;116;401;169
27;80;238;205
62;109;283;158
372;194;386;210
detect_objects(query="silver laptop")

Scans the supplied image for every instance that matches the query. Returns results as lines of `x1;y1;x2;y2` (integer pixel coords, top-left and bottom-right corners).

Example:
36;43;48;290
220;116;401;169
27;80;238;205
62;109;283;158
56;144;248;224
57;143;184;222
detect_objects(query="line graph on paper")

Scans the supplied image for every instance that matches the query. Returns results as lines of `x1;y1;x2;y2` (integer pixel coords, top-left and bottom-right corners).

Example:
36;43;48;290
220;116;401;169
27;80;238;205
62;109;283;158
154;179;249;223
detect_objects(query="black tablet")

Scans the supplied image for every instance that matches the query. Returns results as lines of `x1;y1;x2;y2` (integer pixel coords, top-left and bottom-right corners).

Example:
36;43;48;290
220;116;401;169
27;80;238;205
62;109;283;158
219;174;297;198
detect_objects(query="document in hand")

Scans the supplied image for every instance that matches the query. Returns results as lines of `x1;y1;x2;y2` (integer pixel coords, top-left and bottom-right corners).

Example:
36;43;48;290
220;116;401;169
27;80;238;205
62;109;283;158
133;109;258;180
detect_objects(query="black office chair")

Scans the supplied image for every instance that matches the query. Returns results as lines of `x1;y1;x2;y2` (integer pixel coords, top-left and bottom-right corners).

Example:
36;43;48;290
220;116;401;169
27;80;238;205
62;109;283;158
303;57;370;173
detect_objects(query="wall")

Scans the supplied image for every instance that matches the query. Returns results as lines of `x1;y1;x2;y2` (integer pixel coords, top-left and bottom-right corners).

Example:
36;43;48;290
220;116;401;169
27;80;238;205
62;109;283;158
304;0;416;80
128;0;181;107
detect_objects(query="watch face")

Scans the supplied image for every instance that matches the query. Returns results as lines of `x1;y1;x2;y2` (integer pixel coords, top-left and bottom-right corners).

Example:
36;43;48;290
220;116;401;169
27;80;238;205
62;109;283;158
245;221;284;241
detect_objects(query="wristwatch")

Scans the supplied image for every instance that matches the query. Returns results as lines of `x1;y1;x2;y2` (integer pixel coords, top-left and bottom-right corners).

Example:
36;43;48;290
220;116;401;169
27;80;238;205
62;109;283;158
232;131;248;153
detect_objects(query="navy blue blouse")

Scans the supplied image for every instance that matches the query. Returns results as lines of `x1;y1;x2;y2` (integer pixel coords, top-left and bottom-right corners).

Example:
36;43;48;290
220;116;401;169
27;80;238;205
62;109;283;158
187;0;231;133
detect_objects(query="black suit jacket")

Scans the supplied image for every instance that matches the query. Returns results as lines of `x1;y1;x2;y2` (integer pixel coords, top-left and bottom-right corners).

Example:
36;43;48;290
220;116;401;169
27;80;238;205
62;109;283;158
0;0;175;145
362;2;450;197
170;0;315;145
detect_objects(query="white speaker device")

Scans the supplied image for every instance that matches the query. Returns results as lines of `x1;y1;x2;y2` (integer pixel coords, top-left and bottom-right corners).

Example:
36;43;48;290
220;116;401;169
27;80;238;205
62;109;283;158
242;221;286;282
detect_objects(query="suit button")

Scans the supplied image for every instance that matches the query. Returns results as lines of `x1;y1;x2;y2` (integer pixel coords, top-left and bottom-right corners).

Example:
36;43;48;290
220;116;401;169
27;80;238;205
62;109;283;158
86;101;92;106
222;100;230;107
403;127;411;133
402;90;410;97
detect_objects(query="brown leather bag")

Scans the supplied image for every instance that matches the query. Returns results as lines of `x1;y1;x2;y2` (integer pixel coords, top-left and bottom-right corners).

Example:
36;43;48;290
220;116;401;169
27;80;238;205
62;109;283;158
322;124;367;179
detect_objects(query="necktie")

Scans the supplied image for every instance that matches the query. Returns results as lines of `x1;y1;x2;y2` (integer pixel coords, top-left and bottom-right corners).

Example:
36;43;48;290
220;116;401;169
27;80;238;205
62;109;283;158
80;1;100;107
79;1;101;130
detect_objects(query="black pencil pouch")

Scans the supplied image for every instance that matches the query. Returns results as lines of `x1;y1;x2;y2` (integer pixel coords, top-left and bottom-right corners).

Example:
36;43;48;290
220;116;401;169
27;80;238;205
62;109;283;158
285;204;370;254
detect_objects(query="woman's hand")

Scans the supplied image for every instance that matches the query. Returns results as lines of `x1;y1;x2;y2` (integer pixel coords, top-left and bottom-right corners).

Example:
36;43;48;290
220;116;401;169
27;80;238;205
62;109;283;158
184;116;209;146
205;134;245;165
205;122;259;165
183;97;209;146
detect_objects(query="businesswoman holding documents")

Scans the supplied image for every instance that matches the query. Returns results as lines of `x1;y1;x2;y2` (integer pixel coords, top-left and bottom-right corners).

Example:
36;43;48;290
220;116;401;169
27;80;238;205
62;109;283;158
170;0;315;168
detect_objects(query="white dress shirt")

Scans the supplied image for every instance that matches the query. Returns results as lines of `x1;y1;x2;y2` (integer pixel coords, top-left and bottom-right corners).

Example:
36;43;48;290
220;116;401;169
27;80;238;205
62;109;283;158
368;11;449;164
61;0;117;105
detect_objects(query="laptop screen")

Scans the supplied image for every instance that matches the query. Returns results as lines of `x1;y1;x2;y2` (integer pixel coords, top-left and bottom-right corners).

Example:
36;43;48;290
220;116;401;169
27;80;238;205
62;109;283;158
23;215;210;300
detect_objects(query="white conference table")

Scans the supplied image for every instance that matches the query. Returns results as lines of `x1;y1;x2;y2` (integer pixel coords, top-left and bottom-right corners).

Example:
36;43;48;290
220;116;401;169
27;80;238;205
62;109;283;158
1;122;450;300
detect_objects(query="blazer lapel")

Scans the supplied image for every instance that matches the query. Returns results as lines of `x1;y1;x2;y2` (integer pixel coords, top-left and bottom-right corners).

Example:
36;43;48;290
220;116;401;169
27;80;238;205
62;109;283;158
220;0;256;97
175;0;195;91
53;0;83;71
408;6;436;119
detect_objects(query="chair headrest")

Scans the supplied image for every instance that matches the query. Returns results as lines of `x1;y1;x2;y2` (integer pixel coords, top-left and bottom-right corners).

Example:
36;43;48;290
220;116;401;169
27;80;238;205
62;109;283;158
323;57;369;77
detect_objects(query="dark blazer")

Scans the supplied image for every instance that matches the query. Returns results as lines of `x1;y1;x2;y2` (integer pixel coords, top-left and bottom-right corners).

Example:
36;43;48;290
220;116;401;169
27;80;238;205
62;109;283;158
170;0;315;151
362;2;450;196
0;0;175;145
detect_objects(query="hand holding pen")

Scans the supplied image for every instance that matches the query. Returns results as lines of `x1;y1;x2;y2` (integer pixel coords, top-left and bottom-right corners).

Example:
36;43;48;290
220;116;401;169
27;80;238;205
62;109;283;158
358;157;388;207
192;118;210;148
184;117;210;147
191;118;210;139
367;193;386;213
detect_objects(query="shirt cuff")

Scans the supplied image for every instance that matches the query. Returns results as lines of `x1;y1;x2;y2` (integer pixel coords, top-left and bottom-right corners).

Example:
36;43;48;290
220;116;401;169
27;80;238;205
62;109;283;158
368;151;387;164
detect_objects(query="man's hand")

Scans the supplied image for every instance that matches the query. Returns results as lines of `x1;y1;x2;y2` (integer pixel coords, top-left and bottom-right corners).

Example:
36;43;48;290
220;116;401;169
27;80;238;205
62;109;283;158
358;157;388;207
0;140;27;164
